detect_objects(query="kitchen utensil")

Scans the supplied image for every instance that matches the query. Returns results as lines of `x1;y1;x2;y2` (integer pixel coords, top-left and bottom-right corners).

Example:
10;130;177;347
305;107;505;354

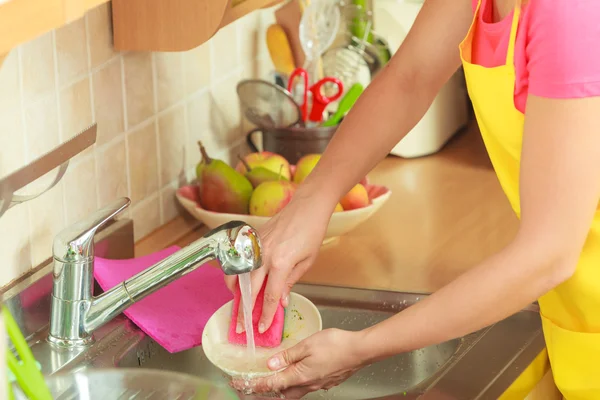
322;2;373;91
236;79;302;128
287;67;344;123
245;123;337;164
322;82;364;127
275;0;305;67
287;67;309;120
298;0;341;82
0;124;96;219
202;292;322;379
266;24;296;75
12;369;238;400
93;246;233;353
176;183;392;245
349;0;374;44
3;306;52;400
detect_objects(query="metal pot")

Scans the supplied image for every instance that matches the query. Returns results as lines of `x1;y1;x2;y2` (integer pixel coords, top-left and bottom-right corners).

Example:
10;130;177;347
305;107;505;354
246;124;339;164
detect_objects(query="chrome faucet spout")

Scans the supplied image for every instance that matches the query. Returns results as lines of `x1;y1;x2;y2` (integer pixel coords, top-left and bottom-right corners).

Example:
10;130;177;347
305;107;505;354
48;198;262;348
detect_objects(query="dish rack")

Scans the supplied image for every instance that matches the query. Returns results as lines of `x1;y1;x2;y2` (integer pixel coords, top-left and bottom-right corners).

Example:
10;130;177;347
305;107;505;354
322;0;389;95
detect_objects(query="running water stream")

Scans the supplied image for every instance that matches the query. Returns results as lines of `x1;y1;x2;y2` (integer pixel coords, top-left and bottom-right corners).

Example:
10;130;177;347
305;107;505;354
238;273;256;360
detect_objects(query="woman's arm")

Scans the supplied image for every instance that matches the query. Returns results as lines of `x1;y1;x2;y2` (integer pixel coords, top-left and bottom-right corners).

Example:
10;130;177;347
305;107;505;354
239;0;476;332
359;94;600;362
296;0;473;208
241;94;600;397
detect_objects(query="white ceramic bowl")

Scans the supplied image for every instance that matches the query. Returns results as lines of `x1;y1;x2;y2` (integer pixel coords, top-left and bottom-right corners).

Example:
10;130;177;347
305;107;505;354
176;183;391;243
202;292;322;379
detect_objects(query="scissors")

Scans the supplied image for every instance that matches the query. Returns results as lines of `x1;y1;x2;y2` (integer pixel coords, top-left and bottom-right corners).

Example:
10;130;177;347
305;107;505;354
287;67;344;123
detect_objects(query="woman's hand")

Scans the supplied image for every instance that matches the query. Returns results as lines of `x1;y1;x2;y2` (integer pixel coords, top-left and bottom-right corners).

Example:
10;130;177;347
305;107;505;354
231;329;366;398
224;187;336;334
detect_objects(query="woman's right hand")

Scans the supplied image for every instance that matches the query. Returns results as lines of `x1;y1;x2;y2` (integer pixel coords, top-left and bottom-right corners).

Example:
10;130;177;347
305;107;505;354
224;186;335;334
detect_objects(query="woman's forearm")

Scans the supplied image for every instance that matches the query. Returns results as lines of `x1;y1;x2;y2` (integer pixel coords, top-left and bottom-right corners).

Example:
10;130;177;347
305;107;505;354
298;62;456;206
357;237;571;364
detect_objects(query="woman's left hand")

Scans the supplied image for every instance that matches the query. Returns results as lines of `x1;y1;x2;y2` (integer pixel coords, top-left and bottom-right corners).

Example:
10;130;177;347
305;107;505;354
231;328;366;398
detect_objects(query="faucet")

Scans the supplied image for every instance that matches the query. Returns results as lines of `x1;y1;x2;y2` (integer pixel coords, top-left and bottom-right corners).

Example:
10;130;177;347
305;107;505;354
48;197;262;348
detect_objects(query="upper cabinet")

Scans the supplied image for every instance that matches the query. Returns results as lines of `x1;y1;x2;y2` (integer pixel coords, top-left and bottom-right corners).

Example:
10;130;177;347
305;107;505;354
0;0;281;63
0;0;89;58
112;0;283;52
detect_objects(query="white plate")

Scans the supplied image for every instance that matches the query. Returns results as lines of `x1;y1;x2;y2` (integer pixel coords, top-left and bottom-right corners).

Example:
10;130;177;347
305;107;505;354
176;184;391;243
202;293;322;379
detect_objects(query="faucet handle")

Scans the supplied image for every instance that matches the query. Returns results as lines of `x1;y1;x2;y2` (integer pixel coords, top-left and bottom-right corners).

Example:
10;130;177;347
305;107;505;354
53;197;130;263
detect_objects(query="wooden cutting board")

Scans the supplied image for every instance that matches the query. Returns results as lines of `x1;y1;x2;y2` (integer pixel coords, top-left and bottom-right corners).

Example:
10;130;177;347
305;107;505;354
275;0;305;68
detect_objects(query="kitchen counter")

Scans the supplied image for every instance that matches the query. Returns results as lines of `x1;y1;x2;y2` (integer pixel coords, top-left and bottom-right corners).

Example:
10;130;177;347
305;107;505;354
137;122;519;293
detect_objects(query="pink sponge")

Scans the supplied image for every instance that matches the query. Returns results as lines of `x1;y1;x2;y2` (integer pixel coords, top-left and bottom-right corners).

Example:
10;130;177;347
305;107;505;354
228;277;285;348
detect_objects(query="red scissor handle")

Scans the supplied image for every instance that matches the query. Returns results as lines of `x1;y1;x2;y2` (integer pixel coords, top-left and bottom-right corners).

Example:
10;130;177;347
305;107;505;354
308;77;344;122
287;68;309;121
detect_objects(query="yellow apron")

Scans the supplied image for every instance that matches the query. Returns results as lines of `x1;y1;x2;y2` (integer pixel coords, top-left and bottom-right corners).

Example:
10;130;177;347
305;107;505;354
460;2;600;399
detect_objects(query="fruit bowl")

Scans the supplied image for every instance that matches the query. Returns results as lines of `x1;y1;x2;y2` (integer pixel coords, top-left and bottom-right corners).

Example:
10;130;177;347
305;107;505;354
175;183;391;243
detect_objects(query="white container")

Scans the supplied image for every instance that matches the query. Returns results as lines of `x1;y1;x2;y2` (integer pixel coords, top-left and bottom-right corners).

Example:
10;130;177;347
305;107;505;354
374;0;470;158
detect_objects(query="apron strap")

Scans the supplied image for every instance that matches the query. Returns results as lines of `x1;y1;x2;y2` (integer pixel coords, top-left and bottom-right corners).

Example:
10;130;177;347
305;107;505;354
506;1;522;66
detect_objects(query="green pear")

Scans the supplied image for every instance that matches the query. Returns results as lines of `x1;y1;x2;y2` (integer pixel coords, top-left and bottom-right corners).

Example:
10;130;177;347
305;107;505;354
195;141;253;214
237;155;288;188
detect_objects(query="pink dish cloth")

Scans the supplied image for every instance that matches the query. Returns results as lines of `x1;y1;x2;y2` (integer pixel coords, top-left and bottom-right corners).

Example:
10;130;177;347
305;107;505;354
94;246;233;353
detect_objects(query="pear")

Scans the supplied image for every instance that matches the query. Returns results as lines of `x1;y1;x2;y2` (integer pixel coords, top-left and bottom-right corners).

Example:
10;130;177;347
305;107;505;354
237;155;288;188
195;141;253;214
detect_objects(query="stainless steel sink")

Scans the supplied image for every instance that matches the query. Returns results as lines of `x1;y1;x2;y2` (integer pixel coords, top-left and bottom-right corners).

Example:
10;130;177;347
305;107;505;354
114;286;461;399
71;284;543;400
1;219;547;399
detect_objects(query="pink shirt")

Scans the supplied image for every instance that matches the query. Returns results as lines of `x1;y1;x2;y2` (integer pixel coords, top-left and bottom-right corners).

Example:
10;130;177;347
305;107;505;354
471;0;600;113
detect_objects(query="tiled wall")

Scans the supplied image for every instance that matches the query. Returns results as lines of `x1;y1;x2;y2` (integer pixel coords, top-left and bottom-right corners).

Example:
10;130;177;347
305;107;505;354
0;3;276;288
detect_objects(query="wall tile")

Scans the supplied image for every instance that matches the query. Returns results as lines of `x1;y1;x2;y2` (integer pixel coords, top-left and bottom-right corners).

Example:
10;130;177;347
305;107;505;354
183;43;211;96
0;51;21;111
154;52;184;112
28;183;64;267
132;196;161;241
157;105;186;187
0;205;31;287
92;58;125;145
55;18;89;87
238;11;265;66
20;32;55;104
87;3;116;69
0;14;271;289
24;94;60;161
59;77;93;142
0;108;25;177
127;121;158;203
62;155;98;225
210;23;240;81
123;52;154;128
186;92;219;171
160;182;180;223
96;138;128;207
209;71;242;146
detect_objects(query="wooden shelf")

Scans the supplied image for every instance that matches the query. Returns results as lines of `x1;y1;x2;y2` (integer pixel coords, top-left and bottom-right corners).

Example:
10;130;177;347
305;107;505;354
220;0;283;28
112;0;283;52
0;0;283;58
111;0;231;52
0;0;106;60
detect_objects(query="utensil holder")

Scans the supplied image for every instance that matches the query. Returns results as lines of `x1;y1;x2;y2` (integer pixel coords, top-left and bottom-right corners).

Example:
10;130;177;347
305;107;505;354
246;124;339;164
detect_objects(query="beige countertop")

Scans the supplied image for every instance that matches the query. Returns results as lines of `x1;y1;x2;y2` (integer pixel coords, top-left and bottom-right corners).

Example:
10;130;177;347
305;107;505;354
137;122;519;294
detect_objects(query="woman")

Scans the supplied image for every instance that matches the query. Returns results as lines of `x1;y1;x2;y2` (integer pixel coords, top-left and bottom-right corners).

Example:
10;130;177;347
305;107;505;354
226;0;600;398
